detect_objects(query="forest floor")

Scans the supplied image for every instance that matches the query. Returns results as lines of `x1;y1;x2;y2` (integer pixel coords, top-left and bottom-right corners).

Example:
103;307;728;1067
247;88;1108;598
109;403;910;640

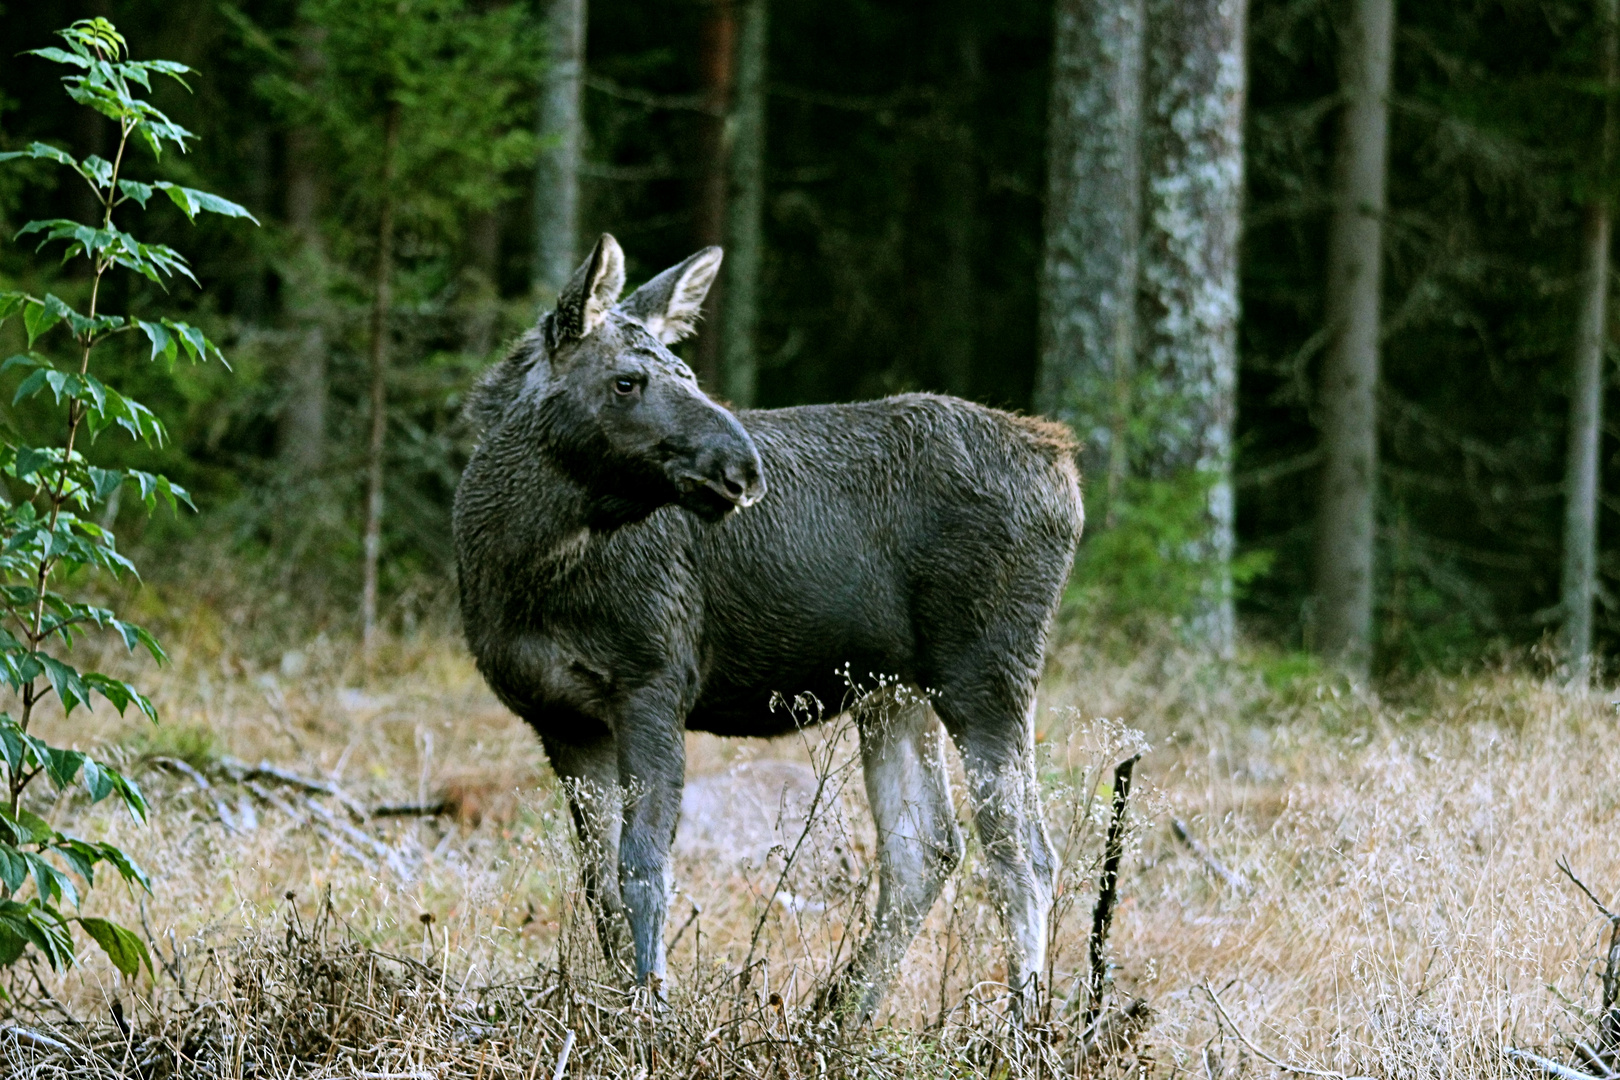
0;595;1616;1078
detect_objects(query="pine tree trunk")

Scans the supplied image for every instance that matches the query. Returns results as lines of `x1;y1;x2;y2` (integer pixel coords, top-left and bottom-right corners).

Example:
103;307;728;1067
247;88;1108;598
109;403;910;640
1140;0;1248;656
1313;0;1394;675
362;102;402;652
695;0;737;392
1560;0;1619;685
280;89;327;476
533;0;587;297
720;0;768;407
1036;0;1145;521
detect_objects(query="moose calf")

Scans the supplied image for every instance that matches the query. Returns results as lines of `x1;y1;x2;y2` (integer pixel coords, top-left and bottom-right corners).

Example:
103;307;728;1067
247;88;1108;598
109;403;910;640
454;235;1082;1020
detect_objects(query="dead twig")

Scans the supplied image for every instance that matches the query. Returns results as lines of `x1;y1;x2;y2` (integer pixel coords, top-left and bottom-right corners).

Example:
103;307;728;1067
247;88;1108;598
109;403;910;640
1200;982;1357;1080
1086;753;1139;1025
1172;818;1252;894
1558;857;1620;925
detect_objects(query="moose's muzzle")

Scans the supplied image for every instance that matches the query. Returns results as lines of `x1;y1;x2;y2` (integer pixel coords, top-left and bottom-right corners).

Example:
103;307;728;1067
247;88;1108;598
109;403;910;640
668;411;766;519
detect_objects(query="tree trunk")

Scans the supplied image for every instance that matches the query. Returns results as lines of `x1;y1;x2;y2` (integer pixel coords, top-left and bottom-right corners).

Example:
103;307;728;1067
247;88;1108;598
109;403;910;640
279;24;328;476
465;206;503;356
1036;0;1145;523
1313;0;1395;675
1140;0;1248;656
362;102;402;652
719;0;768;407
533;0;587;297
1560;0;1619;685
695;0;737;392
935;20;980;400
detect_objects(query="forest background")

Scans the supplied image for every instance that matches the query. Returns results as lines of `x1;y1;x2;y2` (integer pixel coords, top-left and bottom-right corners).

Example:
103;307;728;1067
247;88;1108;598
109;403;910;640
0;0;1614;678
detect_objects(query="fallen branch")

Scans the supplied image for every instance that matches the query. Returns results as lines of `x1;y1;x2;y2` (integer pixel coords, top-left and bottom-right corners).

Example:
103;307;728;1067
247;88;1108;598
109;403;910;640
301;794;410;878
1508;1047;1607;1080
1087;753;1139;1025
0;1024;70;1054
1573;1041;1618;1080
372;801;449;818
150;756;242;834
220;756;369;821
1201;982;1358;1080
552;1029;576;1080
243;779;374;869
1172;818;1252;894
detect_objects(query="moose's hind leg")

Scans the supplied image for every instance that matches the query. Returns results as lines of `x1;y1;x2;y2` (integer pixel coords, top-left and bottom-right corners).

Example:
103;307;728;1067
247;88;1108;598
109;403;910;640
936;689;1056;1017
541;732;634;975
832;693;964;1023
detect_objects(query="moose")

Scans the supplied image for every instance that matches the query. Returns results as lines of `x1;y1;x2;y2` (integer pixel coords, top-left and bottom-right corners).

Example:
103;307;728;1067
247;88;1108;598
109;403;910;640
454;235;1082;1020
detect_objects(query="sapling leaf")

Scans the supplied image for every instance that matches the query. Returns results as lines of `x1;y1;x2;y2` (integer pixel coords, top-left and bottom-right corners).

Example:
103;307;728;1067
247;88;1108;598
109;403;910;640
152;182;259;224
117;180;154;208
134;319;175;365
22;301;63;348
0;293;26;329
78;916;151;978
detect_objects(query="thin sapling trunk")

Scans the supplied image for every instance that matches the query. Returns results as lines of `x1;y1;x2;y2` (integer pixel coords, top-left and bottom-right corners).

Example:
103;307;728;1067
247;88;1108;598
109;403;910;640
362;100;402;652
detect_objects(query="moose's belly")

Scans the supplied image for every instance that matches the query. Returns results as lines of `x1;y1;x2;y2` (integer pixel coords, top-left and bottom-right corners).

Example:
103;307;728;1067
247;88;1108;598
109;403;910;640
686;633;916;738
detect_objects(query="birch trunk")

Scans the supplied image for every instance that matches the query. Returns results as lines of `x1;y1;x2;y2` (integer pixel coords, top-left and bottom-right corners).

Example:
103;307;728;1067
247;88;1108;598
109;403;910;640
1037;0;1145;516
1140;0;1248;655
1560;0;1619;685
533;0;587;297
361;103;401;652
720;0;768;408
1314;0;1394;674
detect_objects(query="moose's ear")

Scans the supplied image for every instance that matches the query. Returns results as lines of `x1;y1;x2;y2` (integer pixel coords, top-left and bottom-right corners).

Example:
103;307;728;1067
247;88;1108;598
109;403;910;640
619;246;723;344
554;234;627;343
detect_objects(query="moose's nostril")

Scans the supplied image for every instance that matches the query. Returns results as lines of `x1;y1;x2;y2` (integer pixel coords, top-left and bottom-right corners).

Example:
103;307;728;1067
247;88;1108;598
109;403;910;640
721;461;757;500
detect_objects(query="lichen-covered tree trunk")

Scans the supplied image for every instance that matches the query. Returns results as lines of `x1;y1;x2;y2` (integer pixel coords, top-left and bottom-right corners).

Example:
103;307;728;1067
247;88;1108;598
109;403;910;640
1560;0;1619;685
1139;0;1247;655
1036;0;1145;514
1314;0;1394;675
279;24;328;476
720;0;768;407
533;0;587;297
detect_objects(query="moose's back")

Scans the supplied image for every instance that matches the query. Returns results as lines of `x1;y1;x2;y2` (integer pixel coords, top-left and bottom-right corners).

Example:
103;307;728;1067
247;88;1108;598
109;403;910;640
686;393;1082;737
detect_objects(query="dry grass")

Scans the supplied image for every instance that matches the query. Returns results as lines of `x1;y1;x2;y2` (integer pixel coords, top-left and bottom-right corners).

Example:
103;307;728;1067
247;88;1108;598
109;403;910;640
0;595;1614;1078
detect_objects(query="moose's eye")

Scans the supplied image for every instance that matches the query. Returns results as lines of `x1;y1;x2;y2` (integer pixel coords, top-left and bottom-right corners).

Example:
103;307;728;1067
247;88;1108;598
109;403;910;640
613;376;639;397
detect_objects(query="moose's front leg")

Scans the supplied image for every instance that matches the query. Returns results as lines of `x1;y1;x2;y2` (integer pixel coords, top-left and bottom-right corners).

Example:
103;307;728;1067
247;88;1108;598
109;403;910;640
613;695;687;989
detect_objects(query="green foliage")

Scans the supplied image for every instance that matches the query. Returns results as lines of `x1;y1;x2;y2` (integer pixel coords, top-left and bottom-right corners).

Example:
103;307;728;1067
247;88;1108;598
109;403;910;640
239;0;540;261
1065;471;1272;642
0;19;253;977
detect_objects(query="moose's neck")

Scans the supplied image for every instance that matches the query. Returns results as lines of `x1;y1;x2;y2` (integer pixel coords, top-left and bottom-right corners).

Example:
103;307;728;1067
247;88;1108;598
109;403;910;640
458;410;667;587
